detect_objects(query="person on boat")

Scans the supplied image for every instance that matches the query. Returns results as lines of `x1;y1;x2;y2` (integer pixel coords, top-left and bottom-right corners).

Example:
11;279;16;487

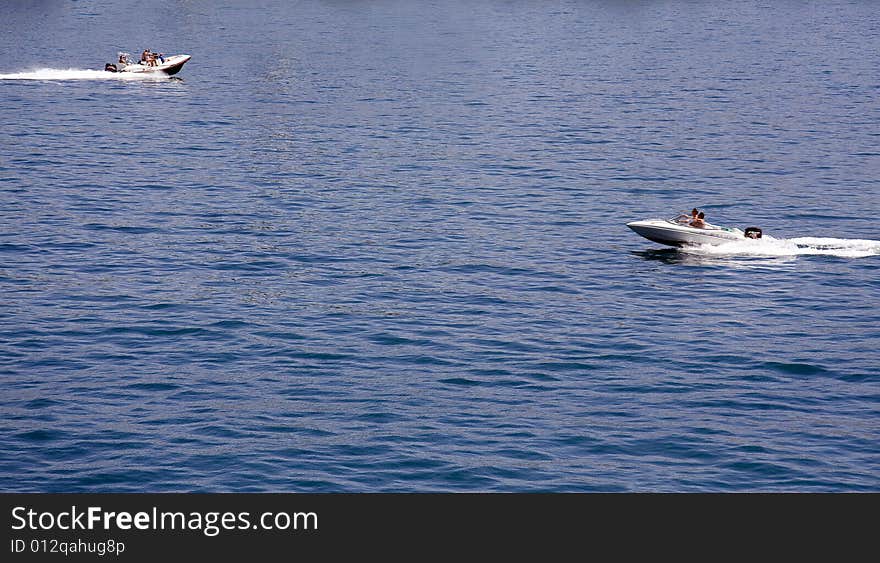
675;208;700;224
140;49;158;66
104;62;118;72
690;211;707;229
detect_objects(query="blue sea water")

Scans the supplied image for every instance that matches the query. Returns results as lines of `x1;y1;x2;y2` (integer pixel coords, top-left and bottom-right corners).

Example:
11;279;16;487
1;0;878;492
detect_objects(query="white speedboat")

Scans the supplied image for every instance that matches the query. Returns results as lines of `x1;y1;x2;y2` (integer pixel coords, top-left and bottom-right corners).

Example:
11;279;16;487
627;216;763;247
105;53;191;76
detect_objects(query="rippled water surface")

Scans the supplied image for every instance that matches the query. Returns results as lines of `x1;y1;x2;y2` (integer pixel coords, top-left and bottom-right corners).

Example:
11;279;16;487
1;0;878;492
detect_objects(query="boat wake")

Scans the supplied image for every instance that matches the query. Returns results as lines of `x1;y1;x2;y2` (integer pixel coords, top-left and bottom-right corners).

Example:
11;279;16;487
0;68;171;81
682;236;880;259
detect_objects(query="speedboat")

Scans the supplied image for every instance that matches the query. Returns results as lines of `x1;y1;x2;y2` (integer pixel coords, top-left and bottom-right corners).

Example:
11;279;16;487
105;53;191;76
627;216;763;247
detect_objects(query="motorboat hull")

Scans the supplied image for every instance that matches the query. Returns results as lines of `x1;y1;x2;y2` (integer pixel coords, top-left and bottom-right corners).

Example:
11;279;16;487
627;219;747;247
118;54;191;76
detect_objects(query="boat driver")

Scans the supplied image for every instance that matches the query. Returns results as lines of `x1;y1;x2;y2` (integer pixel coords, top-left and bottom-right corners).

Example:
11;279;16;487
690;211;707;229
675;208;700;224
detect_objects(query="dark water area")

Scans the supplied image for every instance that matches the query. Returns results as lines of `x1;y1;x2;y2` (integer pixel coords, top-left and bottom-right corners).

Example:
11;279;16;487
1;1;878;492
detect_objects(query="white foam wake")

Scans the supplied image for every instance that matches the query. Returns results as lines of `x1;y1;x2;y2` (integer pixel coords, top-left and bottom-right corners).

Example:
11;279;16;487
0;68;168;81
683;236;880;259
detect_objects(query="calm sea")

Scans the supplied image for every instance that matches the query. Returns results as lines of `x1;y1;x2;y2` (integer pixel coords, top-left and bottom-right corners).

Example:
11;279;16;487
1;0;878;492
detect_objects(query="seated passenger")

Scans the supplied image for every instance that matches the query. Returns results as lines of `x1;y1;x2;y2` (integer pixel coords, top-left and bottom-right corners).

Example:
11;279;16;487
690;211;707;228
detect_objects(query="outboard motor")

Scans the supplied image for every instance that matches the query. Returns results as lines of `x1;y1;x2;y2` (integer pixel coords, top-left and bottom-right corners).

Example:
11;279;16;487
105;63;118;72
744;226;762;239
